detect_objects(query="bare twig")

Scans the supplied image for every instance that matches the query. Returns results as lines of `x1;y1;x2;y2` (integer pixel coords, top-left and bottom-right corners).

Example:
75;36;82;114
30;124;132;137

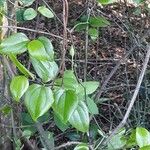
59;0;68;74
0;25;63;39
55;142;83;150
105;45;150;143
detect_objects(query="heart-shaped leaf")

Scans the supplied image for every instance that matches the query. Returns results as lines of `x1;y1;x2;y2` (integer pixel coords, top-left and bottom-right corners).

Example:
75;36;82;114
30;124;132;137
88;28;99;41
89;16;110;28
69;101;89;132
55;70;78;91
23;8;37;20
10;76;29;102
74;143;89;150
87;97;99;114
77;81;99;95
0;33;29;54
31;57;58;82
28;40;50;61
53;88;78;123
38;6;54;18
19;0;35;6
25;84;54;121
97;0;114;5
38;36;54;61
107;128;126;150
136;127;150;148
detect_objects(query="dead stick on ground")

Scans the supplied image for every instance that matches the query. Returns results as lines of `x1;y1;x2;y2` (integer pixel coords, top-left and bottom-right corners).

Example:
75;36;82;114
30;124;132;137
105;45;150;144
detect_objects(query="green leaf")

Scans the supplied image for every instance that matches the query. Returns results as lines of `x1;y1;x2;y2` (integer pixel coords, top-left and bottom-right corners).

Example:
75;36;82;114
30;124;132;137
25;84;54;121
54;113;69;132
88;28;99;41
55;70;78;91
28;40;50;61
9;54;35;79
89;16;110;28
53;88;78;123
0;33;29;54
133;0;144;5
10;75;29;102
107;128;126;150
23;8;37;20
74;143;89;150
126;129;137;148
38;36;54;61
0;33;29;47
97;0;115;5
136;127;150;148
38;6;54;18
69;101;89;132
0;104;11;116
140;145;150;150
40;131;54;150
31;57;58;82
16;9;25;22
87;97;99;114
78;81;99;95
19;0;35;6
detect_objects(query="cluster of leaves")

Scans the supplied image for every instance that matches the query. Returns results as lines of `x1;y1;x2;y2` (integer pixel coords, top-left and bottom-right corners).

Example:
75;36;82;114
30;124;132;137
74;15;110;41
106;127;150;150
0;32;100;136
16;0;54;22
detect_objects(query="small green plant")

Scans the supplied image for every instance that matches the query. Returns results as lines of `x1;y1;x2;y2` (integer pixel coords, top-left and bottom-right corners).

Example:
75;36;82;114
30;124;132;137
74;15;110;41
16;0;54;22
0;32;100;148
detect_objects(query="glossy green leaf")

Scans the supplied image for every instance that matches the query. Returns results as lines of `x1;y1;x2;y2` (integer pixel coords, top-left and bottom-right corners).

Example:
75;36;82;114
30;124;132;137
107;128;126;150
28;40;50;61
89;16;110;28
0;42;28;54
140;145;150;150
19;0;35;6
16;9;25;22
133;0;144;4
0;104;11;116
55;70;78;91
53;88;78;123
74;143;89;150
126;129;137;148
1;33;29;47
23;8;37;20
38;6;54;18
31;57;58;82
25;84;54;121
10;76;29;102
88;28;99;41
87;97;99;114
136;127;150;148
54;113;69;132
9;54;35;79
97;0;115;5
38;36;54;61
0;33;29;54
69;101;89;132
78;81;99;95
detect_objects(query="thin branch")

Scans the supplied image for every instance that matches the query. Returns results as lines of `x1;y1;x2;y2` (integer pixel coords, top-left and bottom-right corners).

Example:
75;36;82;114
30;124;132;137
105;45;150;144
0;25;63;39
55;142;82;150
